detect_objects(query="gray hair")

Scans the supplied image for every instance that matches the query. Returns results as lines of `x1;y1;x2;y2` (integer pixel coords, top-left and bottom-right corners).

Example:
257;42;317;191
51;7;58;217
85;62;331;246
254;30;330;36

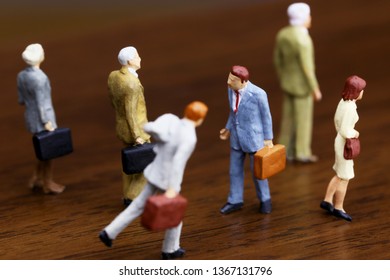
118;46;137;66
22;43;44;66
287;3;311;26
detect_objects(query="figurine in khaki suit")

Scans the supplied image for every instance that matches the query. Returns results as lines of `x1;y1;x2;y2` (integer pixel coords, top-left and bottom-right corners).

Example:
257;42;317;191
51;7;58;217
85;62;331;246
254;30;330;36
108;46;150;206
274;3;322;163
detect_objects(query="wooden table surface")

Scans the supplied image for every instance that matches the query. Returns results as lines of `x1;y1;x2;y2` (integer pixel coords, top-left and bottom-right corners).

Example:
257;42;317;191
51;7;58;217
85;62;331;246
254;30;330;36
0;0;389;260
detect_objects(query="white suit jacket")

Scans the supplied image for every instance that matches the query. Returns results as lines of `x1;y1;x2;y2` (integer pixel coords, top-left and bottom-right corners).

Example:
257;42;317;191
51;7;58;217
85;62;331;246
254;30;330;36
143;114;197;192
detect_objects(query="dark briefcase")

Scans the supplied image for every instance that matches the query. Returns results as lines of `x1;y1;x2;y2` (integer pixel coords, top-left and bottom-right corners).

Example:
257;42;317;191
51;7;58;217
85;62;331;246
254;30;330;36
141;194;188;231
32;127;73;161
121;143;156;174
254;144;286;180
344;138;360;160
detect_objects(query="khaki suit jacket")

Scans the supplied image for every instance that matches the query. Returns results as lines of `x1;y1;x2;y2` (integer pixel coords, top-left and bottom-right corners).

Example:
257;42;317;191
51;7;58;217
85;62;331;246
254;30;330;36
274;26;319;97
108;66;150;144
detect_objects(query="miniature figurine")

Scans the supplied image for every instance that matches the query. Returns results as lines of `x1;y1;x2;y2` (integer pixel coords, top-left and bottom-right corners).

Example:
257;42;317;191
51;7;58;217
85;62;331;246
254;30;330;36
17;43;65;194
219;66;274;215
99;101;208;260
273;2;322;163
320;75;366;222
108;46;151;206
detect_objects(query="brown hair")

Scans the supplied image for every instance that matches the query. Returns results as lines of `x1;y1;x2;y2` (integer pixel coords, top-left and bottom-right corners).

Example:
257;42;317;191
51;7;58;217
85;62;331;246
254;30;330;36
184;101;208;122
231;65;249;83
341;75;366;101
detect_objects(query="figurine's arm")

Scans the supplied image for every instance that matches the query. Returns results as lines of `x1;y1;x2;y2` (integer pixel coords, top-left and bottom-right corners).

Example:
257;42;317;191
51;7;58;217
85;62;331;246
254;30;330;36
259;92;274;144
338;106;359;139
124;85;144;144
220;90;233;140
273;40;283;80
298;39;321;101
168;139;195;191
17;79;25;105
35;78;55;131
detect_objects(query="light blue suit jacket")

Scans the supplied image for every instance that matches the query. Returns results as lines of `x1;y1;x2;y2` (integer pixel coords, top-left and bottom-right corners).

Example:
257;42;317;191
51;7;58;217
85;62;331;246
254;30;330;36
225;81;273;153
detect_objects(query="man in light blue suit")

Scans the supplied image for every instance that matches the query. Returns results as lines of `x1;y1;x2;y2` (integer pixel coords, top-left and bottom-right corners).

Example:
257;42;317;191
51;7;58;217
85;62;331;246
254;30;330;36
220;66;274;214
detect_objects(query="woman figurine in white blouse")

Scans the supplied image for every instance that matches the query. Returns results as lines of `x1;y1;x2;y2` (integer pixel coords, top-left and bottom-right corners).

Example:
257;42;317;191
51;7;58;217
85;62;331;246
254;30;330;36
320;75;366;221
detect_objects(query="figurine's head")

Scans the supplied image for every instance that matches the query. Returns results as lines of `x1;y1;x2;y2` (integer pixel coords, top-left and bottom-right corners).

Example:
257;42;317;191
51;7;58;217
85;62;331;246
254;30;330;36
118;46;141;70
22;43;45;67
287;3;311;28
342;75;366;101
228;65;249;91
184;101;208;127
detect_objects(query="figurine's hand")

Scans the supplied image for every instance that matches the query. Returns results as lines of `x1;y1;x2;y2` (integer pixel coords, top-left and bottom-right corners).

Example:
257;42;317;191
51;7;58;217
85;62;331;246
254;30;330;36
264;140;274;148
135;137;146;145
355;131;360;138
312;88;322;102
165;188;177;198
44;121;55;131
220;128;230;140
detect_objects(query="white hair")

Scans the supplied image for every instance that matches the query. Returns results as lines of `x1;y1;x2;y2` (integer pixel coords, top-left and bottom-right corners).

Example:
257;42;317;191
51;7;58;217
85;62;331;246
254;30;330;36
22;43;44;66
287;3;311;26
118;46;137;66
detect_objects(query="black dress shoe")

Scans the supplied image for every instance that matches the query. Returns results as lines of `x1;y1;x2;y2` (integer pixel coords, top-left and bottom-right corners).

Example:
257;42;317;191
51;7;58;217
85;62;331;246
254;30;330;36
220;202;243;214
99;230;113;247
259;200;272;214
123;198;133;207
320;201;334;213
333;209;352;222
161;248;186;260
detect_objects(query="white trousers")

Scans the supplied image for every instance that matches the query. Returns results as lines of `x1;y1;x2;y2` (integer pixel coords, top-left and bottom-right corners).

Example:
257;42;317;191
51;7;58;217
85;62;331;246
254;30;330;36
104;182;182;253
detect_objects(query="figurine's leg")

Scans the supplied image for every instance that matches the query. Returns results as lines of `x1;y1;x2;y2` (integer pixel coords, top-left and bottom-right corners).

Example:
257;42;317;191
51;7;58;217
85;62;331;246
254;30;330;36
295;95;314;159
250;153;272;213
323;175;339;204
28;161;44;189
333;177;349;212
122;172;147;201
227;148;246;204
279;94;295;160
42;160;65;194
162;222;183;254
105;183;156;240
249;154;271;202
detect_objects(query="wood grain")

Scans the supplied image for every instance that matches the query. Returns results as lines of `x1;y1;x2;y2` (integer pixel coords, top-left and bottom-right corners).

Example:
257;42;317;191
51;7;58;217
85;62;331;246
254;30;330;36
0;0;389;259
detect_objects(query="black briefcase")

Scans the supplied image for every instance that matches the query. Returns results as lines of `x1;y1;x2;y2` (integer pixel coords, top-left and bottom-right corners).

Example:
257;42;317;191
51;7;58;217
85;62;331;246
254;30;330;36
32;127;73;161
121;143;156;174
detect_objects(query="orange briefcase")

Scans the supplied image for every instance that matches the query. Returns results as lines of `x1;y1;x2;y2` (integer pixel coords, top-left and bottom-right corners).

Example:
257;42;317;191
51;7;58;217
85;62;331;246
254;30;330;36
254;144;286;179
141;194;188;231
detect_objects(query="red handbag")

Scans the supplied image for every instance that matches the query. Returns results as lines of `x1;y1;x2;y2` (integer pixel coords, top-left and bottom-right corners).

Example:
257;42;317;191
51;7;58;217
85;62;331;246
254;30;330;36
344;138;360;160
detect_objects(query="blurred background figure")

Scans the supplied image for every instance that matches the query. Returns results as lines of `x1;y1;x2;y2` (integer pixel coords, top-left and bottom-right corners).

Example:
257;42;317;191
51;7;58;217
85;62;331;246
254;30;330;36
274;2;322;163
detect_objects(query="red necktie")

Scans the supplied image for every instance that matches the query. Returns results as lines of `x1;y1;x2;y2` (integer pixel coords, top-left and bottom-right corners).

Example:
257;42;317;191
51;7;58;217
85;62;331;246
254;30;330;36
234;90;240;113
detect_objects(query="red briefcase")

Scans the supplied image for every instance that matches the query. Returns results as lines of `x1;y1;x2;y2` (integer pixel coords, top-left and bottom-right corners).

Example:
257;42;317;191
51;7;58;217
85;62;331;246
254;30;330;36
141;194;188;231
254;144;286;180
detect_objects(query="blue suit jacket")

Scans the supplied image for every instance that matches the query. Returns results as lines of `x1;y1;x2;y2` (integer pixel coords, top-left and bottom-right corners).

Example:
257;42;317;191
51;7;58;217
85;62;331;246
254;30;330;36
225;81;273;153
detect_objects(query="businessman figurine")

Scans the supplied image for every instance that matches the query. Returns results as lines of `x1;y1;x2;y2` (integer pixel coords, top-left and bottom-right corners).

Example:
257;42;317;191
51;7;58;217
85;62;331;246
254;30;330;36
99;101;208;260
274;2;322;163
17;43;65;194
220;66;274;215
108;46;151;206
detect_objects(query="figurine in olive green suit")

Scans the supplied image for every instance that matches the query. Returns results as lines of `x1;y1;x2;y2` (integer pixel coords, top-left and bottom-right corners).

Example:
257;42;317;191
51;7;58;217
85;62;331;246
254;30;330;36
108;46;150;206
274;3;322;163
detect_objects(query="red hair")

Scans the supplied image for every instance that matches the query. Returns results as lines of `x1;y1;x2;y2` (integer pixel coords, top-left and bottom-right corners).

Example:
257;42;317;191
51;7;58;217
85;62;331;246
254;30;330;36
231;65;249;83
341;75;366;101
184;101;208;122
